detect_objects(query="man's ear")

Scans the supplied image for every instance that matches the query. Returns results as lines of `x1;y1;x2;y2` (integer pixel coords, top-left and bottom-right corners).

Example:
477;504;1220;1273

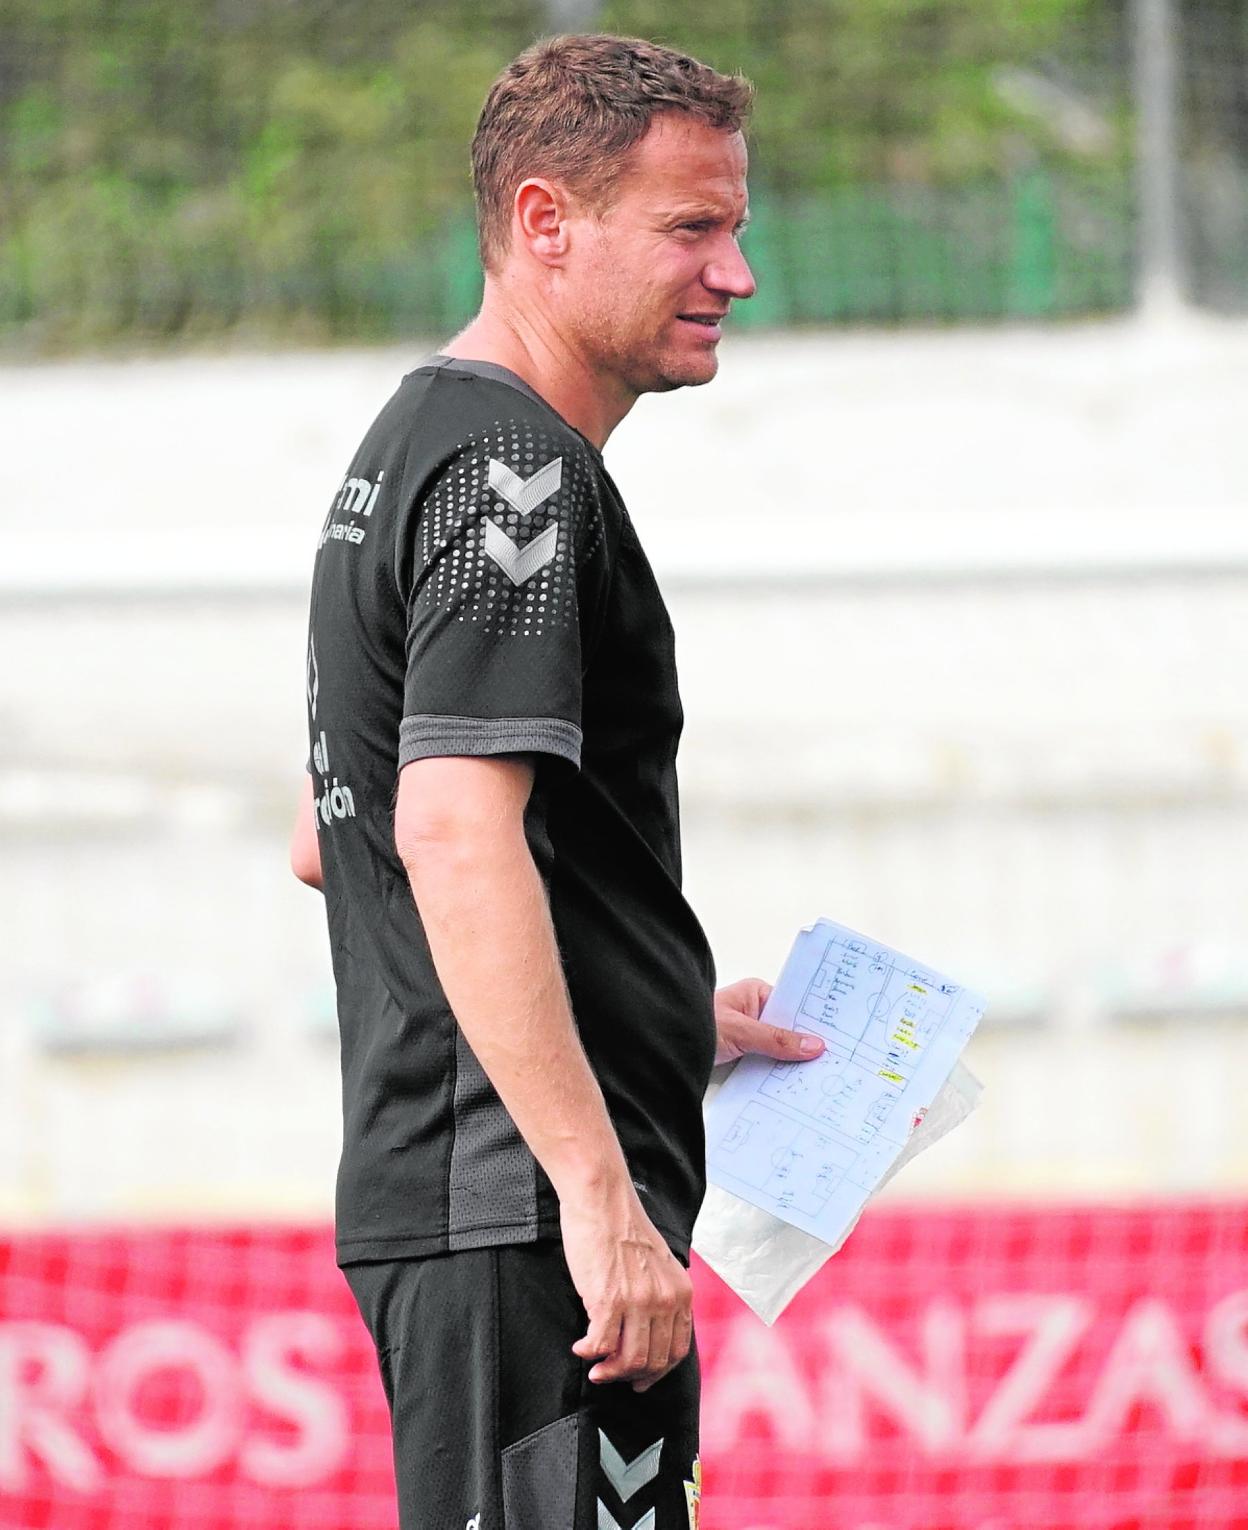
513;177;572;265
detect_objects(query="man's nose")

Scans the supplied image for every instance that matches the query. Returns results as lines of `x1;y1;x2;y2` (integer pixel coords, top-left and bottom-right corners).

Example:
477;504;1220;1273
704;236;757;301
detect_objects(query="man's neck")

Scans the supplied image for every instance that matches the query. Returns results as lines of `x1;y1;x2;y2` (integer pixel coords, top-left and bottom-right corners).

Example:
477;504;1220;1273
439;290;635;451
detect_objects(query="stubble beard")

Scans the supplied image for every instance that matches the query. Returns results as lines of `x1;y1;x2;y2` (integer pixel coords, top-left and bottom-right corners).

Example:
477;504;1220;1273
583;304;720;397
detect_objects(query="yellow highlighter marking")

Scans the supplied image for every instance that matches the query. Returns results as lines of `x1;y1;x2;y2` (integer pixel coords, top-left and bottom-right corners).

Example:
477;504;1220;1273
879;1069;905;1083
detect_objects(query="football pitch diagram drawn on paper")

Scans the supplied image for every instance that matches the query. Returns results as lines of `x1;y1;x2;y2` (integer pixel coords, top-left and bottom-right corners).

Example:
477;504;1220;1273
705;919;986;1242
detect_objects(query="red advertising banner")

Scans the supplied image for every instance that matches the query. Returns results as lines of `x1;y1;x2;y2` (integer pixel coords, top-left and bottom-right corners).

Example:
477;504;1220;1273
2;1203;1247;1530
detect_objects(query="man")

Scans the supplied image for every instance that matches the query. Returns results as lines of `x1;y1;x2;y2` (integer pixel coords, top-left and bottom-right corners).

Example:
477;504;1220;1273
290;32;824;1530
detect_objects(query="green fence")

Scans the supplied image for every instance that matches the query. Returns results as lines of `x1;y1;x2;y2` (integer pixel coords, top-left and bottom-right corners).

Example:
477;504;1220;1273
20;0;1248;350
735;172;1134;327
0;169;1136;350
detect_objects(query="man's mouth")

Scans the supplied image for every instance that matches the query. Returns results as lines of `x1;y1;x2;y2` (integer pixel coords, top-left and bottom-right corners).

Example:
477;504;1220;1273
676;313;725;339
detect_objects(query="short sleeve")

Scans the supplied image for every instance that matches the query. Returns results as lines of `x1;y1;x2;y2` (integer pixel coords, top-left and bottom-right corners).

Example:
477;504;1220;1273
397;420;608;773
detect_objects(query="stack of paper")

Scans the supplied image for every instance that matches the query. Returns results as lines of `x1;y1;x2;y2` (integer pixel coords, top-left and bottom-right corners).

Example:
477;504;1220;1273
694;918;986;1322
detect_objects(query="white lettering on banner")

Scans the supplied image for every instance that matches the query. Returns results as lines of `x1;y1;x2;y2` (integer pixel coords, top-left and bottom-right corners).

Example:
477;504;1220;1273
0;1313;349;1493
240;1314;348;1486
1079;1298;1209;1449
700;1318;817;1451
702;1292;1248;1465
823;1300;965;1459
0;1322;103;1493
1207;1290;1248;1453
966;1294;1094;1462
95;1321;241;1478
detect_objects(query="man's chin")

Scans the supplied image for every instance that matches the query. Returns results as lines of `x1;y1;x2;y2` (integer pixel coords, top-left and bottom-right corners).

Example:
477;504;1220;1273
647;350;721;393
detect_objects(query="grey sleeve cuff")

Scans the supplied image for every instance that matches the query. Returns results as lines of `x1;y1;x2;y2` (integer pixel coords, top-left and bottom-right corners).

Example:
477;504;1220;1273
398;714;582;770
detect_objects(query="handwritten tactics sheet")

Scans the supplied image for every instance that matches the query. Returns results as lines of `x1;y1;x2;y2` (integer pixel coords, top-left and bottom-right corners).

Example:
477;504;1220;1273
705;919;986;1242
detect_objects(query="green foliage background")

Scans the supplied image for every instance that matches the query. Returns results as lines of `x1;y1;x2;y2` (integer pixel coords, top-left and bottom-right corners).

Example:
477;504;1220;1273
0;0;1135;350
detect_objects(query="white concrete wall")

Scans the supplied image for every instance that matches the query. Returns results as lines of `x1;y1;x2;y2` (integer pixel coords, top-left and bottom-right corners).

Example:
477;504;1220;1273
3;317;1246;1224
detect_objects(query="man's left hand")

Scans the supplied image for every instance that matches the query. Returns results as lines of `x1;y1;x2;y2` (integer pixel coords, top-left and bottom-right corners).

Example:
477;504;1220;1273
713;977;826;1066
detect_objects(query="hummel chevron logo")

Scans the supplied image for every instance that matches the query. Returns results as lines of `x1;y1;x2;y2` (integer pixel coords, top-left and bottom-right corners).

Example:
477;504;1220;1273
488;455;563;515
597;1505;655;1530
599;1430;663;1501
482;518;559;585
306;636;319;719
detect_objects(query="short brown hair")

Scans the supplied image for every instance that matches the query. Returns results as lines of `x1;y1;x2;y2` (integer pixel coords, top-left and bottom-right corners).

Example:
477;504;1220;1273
470;33;754;274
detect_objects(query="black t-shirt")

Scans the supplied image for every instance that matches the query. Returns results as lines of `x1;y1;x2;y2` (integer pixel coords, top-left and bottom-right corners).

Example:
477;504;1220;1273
304;354;718;1265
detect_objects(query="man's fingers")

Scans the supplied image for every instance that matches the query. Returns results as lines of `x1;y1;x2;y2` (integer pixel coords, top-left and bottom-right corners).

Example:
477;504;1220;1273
588;1311;652;1384
631;1308;675;1392
670;1307;693;1367
572;1305;621;1362
744;1018;824;1060
786;1026;824;1057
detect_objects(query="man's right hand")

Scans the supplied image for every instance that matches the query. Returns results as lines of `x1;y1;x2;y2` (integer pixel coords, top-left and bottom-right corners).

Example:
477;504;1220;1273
562;1190;694;1393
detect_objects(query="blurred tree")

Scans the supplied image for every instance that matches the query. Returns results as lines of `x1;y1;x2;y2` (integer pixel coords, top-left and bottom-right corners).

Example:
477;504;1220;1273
601;0;1124;185
0;0;1134;347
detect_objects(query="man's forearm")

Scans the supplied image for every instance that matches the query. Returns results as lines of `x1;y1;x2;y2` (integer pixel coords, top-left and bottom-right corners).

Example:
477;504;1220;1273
400;819;635;1207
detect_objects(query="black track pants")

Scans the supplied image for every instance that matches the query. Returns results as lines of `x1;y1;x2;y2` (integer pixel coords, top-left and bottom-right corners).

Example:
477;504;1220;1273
342;1239;702;1530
